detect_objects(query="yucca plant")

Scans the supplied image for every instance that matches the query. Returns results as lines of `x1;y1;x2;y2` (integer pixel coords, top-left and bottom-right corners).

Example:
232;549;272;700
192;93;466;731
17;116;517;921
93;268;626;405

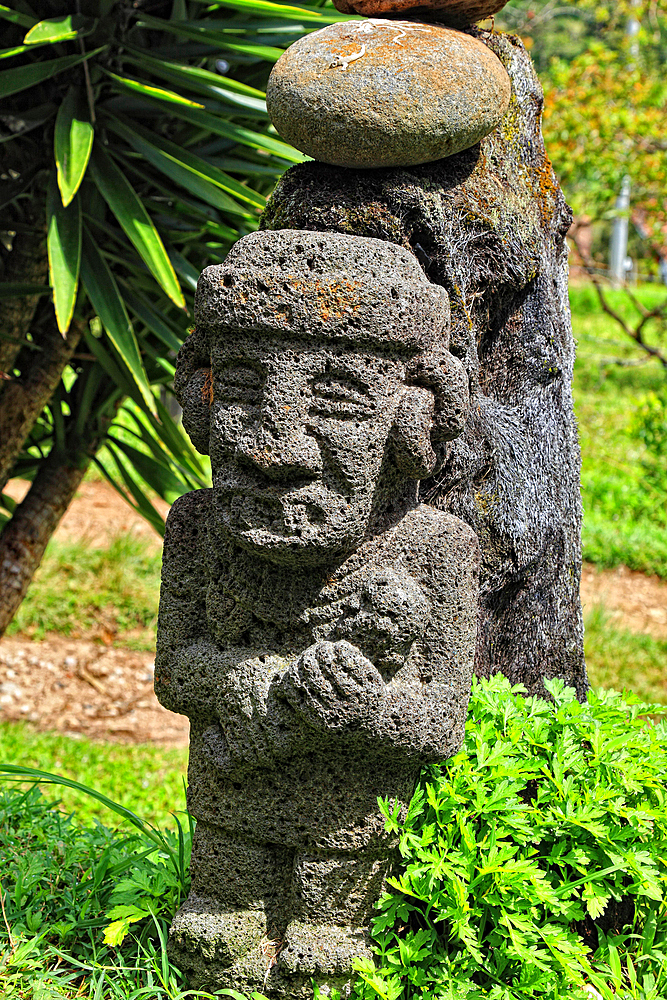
0;0;353;634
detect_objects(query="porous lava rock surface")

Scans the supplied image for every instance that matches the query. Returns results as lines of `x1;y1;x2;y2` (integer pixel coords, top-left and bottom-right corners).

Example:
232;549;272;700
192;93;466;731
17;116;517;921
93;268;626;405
156;230;480;995
266;20;511;168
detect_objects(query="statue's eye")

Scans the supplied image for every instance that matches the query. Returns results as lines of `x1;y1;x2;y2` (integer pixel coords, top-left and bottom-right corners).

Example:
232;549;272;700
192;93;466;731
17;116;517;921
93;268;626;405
310;375;375;419
215;364;263;405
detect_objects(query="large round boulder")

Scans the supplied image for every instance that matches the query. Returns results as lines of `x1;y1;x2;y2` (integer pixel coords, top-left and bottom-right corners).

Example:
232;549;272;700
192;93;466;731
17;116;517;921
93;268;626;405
266;21;511;169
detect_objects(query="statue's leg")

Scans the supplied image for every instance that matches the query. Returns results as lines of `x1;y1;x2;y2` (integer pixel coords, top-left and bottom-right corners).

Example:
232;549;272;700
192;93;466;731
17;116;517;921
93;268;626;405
168;820;292;989
278;850;388;981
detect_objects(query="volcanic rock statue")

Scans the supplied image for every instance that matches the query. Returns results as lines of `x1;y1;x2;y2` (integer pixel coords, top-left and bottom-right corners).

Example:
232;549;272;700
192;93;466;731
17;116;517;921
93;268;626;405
155;230;480;996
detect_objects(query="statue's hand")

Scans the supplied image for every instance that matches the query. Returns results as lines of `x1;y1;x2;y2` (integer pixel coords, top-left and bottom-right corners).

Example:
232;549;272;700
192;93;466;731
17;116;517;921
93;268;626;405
281;639;384;731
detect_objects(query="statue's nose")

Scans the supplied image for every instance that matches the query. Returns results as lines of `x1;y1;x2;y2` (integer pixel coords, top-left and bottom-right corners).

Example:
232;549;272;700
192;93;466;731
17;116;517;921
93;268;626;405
240;408;323;480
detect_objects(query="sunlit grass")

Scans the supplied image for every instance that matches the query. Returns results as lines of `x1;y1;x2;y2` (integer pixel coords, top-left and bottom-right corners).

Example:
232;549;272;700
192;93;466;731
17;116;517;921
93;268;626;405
7;535;161;648
0;721;187;828
584;604;667;706
571;282;667;577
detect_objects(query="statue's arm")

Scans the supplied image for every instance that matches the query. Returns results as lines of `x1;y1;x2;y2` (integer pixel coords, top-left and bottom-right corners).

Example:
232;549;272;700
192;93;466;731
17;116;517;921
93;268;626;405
378;508;480;760
154;490;214;717
282;509;480;764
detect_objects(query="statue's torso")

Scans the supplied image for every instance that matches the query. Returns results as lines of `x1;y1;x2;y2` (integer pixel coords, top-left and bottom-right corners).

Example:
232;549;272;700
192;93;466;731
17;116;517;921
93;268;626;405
156;487;478;846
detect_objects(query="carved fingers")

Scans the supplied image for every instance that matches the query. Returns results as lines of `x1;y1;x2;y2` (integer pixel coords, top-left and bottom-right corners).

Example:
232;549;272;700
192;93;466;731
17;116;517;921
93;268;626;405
281;639;384;731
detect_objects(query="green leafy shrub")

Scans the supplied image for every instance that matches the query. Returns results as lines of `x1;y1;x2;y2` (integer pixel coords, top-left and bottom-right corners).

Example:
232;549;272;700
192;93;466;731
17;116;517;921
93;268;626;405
3;679;667;999
345;677;667;1000
0;779;193;997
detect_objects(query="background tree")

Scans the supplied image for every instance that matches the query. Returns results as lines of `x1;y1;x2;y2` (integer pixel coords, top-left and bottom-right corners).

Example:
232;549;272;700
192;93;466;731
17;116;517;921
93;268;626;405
497;0;667;262
0;0;350;635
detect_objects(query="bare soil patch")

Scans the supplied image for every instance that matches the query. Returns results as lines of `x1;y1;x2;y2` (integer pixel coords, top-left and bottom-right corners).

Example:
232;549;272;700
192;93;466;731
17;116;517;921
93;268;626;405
580;563;667;641
1;479;665;746
1;479;181;744
0;635;188;746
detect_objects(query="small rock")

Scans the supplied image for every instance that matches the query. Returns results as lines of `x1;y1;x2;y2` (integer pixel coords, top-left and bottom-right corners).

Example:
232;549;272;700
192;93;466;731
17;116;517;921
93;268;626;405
5;669;16;679
64;655;78;668
266;20;511;168
332;0;507;29
0;682;22;700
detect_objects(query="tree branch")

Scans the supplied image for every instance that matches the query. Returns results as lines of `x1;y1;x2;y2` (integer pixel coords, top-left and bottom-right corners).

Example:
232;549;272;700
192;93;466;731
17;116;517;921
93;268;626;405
0;451;91;637
0;313;85;491
569;231;667;370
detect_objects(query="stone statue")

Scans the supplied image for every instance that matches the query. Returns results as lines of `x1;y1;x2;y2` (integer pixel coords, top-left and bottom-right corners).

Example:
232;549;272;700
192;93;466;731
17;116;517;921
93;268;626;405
155;229;480;996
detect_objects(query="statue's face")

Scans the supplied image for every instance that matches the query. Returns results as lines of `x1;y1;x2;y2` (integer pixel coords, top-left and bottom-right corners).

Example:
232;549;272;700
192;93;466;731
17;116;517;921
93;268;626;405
208;334;412;562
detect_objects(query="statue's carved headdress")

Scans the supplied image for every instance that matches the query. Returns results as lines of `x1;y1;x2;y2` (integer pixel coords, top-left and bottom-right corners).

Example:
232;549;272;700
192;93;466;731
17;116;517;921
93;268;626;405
175;229;468;478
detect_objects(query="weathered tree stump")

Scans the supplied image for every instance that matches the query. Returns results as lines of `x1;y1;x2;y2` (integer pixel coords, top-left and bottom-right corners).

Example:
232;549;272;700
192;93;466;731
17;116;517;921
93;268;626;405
261;31;587;699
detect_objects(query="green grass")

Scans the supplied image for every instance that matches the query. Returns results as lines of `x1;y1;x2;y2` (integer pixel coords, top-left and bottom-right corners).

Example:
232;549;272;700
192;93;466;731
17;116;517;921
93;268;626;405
584;605;667;706
0;784;194;1000
0;722;187;828
582;511;667;578
571;282;667;578
7;535;161;648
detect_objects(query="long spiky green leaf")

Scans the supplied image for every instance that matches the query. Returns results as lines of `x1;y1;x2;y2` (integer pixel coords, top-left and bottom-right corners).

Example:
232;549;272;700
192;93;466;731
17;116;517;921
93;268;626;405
0;47;106;99
187;0;359;23
103;114;264;215
46;172;81;334
89;143;186;309
54;86;94;206
80;226;156;414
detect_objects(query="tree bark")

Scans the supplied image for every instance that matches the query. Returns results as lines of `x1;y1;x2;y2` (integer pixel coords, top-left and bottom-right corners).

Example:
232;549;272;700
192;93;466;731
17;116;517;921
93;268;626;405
261;31;587;697
0;229;48;380
0;450;92;636
0;315;84;493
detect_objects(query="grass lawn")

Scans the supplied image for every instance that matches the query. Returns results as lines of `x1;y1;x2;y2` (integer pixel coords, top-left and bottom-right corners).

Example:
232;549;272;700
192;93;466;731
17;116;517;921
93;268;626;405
571;282;667;578
0;722;187;828
6;535;161;650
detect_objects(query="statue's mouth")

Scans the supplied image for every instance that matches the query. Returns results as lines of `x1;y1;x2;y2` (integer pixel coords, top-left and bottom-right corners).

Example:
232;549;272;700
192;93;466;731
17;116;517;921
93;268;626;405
219;490;330;541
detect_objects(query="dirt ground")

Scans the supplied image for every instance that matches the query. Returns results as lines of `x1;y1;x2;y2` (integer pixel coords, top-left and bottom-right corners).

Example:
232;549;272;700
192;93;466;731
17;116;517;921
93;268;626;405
0;480;665;747
580;562;667;640
1;480;185;746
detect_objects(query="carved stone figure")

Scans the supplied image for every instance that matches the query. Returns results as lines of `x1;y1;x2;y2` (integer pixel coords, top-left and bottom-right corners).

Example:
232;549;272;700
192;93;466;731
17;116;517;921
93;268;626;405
155;230;480;996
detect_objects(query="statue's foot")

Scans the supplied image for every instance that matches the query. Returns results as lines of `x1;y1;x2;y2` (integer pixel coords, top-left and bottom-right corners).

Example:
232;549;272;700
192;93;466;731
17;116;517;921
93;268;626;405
167;894;267;982
168;901;372;998
279;918;373;977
